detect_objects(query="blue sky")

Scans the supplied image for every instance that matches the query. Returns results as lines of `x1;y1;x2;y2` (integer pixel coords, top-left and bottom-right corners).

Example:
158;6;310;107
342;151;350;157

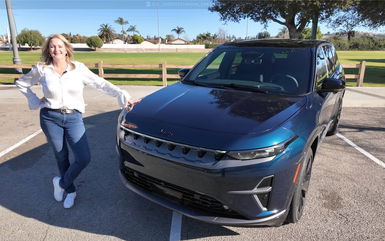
1;0;383;40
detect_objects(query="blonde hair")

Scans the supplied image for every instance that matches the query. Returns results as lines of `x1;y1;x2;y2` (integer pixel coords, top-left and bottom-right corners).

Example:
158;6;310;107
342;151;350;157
41;34;74;65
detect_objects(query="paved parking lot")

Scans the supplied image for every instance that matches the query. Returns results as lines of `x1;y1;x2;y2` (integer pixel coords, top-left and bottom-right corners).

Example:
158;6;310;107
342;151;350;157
0;86;384;241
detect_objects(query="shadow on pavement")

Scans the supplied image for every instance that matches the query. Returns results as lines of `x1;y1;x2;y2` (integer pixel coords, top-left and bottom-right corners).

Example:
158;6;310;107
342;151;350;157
339;124;385;132
0;110;238;240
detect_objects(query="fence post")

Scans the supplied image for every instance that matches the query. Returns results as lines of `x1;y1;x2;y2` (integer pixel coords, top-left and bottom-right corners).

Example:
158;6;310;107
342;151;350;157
162;62;167;87
356;60;366;87
98;60;104;77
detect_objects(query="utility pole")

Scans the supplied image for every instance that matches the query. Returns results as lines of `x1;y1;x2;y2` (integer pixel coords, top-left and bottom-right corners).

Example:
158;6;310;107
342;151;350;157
156;5;160;52
5;0;22;73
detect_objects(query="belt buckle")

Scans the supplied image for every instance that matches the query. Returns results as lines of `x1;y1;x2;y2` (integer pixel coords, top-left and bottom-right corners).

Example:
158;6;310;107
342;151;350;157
60;107;70;114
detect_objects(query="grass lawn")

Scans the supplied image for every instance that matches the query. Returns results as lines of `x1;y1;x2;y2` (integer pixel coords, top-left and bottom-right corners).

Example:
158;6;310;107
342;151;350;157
0;50;384;86
337;51;385;87
0;51;205;85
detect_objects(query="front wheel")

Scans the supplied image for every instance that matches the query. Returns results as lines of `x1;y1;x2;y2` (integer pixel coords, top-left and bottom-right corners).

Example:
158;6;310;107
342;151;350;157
286;148;314;223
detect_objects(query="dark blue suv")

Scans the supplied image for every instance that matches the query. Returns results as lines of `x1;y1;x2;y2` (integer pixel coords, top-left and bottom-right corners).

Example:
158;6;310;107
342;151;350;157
116;40;345;226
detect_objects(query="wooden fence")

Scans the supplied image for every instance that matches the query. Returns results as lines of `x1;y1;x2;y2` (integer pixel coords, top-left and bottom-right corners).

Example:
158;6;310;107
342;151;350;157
85;61;193;86
341;61;366;87
0;62;194;87
0;61;366;87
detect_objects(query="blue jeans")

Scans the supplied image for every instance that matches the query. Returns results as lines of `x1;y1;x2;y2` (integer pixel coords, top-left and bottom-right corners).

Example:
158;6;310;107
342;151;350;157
40;108;91;193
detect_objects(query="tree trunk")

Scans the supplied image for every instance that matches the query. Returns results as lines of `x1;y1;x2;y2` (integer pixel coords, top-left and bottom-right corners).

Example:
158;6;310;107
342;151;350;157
311;11;319;40
285;11;302;39
287;25;300;39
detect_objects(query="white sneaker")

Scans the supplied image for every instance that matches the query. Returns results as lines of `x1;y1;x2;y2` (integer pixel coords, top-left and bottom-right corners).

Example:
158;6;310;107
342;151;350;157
52;176;64;202
63;192;77;209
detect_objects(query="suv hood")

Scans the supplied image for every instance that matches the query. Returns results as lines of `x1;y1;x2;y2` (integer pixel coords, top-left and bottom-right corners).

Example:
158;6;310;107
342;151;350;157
124;83;306;149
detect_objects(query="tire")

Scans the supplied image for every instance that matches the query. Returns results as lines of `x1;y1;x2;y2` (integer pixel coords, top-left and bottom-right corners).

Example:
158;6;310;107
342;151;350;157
327;103;342;136
286;148;314;223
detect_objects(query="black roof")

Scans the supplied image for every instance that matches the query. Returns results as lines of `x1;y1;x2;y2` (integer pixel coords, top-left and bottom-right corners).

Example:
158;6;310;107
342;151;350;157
222;39;329;48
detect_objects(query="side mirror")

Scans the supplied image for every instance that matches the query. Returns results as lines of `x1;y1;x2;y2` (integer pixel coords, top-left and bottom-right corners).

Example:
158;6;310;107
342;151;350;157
178;68;190;79
321;78;345;93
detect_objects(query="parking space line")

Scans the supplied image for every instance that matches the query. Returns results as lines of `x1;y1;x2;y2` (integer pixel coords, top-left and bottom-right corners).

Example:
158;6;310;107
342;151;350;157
337;133;385;169
0;129;42;158
169;211;182;241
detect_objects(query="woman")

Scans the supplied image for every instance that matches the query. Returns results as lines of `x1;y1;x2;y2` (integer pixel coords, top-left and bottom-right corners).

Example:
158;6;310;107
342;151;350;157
15;34;140;209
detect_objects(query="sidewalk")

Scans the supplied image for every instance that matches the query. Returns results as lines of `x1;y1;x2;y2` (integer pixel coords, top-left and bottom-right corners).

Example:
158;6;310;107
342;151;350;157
343;87;385;107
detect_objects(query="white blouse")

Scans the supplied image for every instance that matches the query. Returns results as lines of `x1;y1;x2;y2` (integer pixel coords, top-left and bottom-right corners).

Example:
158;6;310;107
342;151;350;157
15;61;131;113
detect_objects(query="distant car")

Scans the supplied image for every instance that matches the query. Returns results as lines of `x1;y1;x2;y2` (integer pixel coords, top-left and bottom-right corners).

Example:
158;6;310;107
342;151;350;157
116;39;345;226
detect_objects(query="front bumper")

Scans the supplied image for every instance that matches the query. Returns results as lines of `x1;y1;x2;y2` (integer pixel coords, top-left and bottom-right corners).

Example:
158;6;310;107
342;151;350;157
119;168;287;225
117;132;301;225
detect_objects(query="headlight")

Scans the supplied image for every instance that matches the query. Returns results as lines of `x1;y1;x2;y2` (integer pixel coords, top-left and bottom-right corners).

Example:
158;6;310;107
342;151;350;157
227;136;297;160
117;109;129;143
118;108;128;124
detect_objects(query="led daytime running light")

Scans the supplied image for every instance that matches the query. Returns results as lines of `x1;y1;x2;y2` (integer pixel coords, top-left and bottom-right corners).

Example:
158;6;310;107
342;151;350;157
227;137;297;160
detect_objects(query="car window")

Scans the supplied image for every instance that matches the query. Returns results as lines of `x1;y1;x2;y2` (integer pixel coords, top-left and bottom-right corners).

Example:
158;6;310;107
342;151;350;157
198;52;225;77
185;46;312;95
232;52;243;66
315;47;328;86
322;45;336;73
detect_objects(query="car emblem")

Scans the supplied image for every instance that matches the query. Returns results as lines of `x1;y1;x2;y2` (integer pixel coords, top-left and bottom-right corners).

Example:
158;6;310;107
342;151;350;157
160;129;174;137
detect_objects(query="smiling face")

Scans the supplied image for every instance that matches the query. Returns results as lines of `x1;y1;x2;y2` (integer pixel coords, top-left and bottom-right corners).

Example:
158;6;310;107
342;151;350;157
49;38;67;63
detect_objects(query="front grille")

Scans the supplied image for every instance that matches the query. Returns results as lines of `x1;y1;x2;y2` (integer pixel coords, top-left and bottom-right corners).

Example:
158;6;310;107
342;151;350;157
120;126;227;162
121;166;244;219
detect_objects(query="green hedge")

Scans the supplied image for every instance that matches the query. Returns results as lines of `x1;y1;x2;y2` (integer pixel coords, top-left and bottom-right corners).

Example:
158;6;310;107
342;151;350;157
329;37;385;50
86;36;103;49
204;43;220;49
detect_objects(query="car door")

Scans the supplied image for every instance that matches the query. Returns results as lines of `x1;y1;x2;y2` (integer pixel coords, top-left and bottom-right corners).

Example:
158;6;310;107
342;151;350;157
323;44;345;118
315;45;338;132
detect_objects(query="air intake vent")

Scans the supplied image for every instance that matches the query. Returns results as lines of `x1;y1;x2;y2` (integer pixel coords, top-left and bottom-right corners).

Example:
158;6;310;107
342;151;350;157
254;176;273;210
121;166;244;219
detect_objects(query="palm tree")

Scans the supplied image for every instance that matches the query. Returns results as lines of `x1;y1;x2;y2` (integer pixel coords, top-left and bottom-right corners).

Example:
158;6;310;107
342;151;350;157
98;24;115;43
126;25;140;43
114;17;128;36
127;25;139;36
171;26;185;39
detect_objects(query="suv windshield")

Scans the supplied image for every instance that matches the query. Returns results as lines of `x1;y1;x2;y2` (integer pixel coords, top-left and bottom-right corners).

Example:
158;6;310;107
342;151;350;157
185;46;312;95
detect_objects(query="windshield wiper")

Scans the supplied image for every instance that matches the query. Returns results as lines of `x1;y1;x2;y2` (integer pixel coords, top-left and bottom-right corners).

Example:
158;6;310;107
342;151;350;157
217;83;269;94
183;80;209;87
185;81;270;94
187;81;230;89
191;81;215;87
